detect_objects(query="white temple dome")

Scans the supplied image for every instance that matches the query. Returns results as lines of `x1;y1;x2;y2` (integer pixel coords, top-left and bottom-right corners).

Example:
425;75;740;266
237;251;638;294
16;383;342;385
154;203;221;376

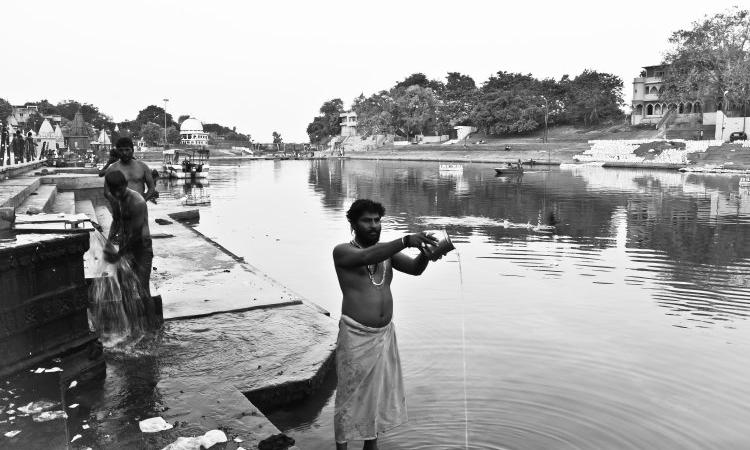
180;118;203;132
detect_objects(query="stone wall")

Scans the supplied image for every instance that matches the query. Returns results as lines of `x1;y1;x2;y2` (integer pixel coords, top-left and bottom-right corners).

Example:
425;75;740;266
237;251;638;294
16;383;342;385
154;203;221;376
0;232;103;378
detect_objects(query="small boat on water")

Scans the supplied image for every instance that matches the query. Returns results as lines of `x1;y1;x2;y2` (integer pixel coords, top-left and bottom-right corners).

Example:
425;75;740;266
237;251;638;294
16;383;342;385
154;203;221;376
494;163;524;175
162;149;210;179
439;164;463;172
740;176;750;187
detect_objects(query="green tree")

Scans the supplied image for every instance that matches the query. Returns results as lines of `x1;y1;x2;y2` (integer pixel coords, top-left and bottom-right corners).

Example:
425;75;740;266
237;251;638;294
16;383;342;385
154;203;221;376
306;98;344;143
178;114;190;124
471;71;545;134
392;85;441;138
0;98;13;123
352;91;396;137
662;7;750;115
140;122;163;145
567;70;624;126
444;72;478;125
136;105;174;128
166;126;181;144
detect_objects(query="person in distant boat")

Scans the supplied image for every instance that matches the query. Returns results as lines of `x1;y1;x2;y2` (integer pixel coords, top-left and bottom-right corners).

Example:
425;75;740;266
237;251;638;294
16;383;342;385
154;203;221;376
332;199;440;450
103;170;156;327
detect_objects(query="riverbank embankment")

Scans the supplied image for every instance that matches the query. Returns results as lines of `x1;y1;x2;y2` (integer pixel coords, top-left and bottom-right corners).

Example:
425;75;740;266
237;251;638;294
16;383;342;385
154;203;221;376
0;166;335;448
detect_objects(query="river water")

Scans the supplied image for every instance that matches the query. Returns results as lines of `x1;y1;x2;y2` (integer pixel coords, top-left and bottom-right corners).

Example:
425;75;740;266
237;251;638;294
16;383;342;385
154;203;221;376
161;159;750;449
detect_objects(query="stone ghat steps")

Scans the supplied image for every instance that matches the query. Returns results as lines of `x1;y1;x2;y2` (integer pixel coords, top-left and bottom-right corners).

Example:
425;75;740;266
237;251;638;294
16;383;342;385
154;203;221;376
50;191;75;215
0;176;41;209
15;184;57;214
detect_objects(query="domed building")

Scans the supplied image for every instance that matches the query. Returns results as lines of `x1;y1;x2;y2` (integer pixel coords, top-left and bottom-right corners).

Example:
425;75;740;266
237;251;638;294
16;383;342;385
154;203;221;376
179;118;208;146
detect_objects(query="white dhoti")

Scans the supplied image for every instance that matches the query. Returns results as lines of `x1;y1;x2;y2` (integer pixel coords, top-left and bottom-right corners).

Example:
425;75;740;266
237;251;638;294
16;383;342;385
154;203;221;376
334;314;408;443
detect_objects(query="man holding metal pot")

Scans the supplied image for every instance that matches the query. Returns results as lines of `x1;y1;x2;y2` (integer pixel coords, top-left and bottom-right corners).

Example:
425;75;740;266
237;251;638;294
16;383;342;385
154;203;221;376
332;198;454;450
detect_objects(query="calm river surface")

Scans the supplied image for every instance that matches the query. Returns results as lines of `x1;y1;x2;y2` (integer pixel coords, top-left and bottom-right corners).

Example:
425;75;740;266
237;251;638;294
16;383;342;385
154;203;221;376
161;159;750;449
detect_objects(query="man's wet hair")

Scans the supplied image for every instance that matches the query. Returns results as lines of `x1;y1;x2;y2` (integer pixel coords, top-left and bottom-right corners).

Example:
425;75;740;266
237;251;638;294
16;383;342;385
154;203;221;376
346;199;385;224
104;170;127;190
115;137;134;149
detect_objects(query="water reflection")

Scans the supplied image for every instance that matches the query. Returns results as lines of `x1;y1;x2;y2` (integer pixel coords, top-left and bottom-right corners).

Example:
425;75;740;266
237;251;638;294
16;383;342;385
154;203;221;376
157;179;211;207
307;160;750;325
190;160;750;449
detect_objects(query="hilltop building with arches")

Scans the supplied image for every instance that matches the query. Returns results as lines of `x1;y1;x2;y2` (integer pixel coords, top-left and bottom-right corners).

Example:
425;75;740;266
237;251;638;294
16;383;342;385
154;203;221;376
630;64;720;139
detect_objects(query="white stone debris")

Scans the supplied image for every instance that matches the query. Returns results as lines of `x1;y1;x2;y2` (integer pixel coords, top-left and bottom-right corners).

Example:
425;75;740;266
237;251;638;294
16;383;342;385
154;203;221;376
234;436;243;442
573;139;724;165
18;400;57;415
161;429;228;450
4;430;21;438
139;416;174;433
33;410;68;422
82;424;90;430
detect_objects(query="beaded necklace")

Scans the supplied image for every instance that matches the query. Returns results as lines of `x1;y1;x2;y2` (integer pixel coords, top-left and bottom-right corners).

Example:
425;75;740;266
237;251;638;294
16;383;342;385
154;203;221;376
350;239;388;287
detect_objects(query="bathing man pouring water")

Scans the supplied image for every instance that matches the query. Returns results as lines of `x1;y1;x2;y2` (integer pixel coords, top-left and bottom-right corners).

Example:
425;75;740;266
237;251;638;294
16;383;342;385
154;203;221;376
103;170;156;327
332;199;444;450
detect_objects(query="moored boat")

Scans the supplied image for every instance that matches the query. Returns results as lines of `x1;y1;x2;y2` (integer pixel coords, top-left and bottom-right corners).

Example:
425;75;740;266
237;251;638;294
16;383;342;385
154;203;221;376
162;149;210;179
494;164;524;175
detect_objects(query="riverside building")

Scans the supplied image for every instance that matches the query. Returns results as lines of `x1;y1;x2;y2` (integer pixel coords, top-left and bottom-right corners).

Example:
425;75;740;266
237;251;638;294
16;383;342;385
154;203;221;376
180;118;209;146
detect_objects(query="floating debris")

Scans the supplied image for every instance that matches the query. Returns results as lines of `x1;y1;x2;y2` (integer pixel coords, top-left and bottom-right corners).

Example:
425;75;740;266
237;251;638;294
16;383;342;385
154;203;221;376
4;430;21;438
34;368;45;374
71;434;82;443
69;381;78;389
33;410;68;422
139;416;173;433
161;429;227;450
234;437;244;443
18;400;56;415
45;367;63;373
82;424;90;430
69;403;79;409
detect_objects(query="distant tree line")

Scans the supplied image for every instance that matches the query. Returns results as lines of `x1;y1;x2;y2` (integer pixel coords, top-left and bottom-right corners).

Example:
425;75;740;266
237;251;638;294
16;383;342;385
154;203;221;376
0;98;249;146
306;70;625;143
661;7;750;116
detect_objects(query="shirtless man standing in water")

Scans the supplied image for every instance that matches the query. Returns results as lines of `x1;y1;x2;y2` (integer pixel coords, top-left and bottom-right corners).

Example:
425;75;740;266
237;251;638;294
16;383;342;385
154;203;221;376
332;199;440;450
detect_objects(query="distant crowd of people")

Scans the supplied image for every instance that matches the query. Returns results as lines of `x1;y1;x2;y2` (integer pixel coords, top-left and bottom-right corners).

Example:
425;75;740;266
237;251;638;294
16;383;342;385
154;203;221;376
0;123;40;166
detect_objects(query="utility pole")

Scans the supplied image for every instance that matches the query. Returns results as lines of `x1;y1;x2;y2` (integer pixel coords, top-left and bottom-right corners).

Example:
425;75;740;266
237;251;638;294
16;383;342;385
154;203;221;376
163;98;169;147
541;95;549;164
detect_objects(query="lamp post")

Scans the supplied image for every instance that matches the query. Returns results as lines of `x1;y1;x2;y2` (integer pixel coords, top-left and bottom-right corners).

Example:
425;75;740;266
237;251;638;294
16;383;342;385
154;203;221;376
540;95;549;164
163;98;169;147
721;90;728;142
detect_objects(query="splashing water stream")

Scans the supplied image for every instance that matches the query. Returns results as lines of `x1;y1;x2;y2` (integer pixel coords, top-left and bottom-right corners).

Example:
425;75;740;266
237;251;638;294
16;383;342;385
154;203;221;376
87;230;148;346
455;249;469;450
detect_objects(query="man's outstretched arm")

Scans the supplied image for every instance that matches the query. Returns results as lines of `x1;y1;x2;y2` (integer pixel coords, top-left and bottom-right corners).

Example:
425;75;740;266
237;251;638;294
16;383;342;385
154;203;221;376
391;250;431;276
141;162;156;201
333;232;438;268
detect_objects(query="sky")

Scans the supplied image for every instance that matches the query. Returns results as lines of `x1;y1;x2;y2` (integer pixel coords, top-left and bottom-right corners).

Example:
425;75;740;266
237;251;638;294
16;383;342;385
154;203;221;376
1;0;742;142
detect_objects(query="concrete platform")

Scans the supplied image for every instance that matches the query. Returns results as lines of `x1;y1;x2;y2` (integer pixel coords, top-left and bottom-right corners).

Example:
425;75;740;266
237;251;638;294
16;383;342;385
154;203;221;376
51;191;75;215
41;173;103;190
160;305;338;410
148;208;305;320
15;184;57;214
0;176;40;208
0;160;43;180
